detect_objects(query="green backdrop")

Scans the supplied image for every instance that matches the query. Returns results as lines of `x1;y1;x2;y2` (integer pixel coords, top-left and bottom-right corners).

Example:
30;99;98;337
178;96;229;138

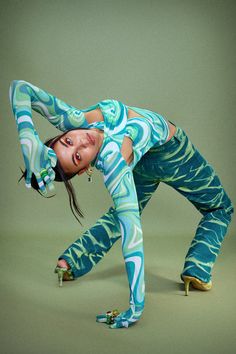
0;1;235;353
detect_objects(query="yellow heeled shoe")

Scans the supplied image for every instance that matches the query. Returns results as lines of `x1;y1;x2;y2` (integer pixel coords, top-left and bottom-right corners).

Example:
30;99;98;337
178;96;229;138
182;275;212;296
54;266;74;287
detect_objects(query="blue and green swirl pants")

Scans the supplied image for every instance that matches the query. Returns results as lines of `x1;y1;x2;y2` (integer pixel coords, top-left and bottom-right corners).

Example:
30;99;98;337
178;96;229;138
59;126;234;284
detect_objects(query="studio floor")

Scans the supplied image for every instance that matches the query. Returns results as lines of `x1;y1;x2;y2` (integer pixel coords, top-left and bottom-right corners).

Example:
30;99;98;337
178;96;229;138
0;232;235;354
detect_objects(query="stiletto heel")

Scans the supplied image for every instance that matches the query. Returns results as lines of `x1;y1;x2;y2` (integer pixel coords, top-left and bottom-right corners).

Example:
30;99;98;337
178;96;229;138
54;266;74;287
182;275;212;296
184;277;191;296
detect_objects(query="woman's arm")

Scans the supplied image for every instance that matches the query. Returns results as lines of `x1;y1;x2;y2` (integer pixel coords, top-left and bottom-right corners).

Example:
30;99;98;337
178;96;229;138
9;80;95;193
9;81;58;193
9;80;90;132
97;152;145;329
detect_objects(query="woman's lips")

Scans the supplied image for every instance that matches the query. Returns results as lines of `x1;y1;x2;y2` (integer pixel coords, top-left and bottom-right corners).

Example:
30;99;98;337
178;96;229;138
87;133;95;145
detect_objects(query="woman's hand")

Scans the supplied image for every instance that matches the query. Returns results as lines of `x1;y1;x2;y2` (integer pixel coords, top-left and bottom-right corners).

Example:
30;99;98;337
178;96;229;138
96;305;143;329
20;133;57;194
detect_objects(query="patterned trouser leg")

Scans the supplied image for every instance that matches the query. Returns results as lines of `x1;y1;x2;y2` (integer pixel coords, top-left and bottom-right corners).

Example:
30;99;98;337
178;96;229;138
58;172;159;278
59;126;233;283
144;127;234;283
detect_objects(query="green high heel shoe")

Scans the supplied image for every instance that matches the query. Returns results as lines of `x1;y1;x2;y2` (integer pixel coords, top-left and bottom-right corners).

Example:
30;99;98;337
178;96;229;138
54;266;74;287
181;275;212;296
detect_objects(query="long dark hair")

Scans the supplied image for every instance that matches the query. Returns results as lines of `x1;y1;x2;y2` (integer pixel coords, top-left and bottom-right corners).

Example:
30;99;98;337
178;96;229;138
19;130;85;225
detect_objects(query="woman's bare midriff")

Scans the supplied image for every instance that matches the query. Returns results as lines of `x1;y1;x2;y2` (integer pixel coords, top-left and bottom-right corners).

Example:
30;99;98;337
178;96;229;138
166;120;176;141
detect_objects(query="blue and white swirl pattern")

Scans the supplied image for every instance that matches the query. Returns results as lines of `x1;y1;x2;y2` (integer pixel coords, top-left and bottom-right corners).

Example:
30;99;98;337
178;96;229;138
10;80;170;328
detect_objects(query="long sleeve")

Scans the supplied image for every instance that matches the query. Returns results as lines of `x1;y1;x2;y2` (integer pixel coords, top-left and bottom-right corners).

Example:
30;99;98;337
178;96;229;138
91;98;145;324
9;80;91;192
103;151;145;315
9;80;89;132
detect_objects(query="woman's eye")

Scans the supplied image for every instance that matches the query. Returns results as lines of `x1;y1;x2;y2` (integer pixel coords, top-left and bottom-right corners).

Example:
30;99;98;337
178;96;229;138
75;152;81;161
65;137;72;145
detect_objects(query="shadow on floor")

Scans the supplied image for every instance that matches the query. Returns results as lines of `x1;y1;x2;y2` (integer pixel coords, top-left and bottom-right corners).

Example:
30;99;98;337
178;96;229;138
64;264;186;294
145;271;184;294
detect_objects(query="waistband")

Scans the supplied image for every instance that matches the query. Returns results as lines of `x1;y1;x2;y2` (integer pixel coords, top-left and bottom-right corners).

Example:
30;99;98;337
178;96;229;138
149;124;183;152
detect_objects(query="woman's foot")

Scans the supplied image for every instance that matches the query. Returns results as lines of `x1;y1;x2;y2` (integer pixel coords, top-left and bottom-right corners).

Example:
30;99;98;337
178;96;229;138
57;259;69;269
181;274;212;295
55;259;74;285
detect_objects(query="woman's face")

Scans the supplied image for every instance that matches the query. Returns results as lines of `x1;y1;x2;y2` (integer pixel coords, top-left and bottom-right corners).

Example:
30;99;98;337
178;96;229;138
53;129;104;175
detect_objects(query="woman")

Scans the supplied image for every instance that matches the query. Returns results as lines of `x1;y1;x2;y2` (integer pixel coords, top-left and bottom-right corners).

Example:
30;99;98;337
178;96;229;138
9;80;234;329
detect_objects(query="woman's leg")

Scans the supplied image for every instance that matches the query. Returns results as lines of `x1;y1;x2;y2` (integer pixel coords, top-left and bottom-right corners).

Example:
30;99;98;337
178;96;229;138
150;127;234;283
58;167;159;279
58;207;121;278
